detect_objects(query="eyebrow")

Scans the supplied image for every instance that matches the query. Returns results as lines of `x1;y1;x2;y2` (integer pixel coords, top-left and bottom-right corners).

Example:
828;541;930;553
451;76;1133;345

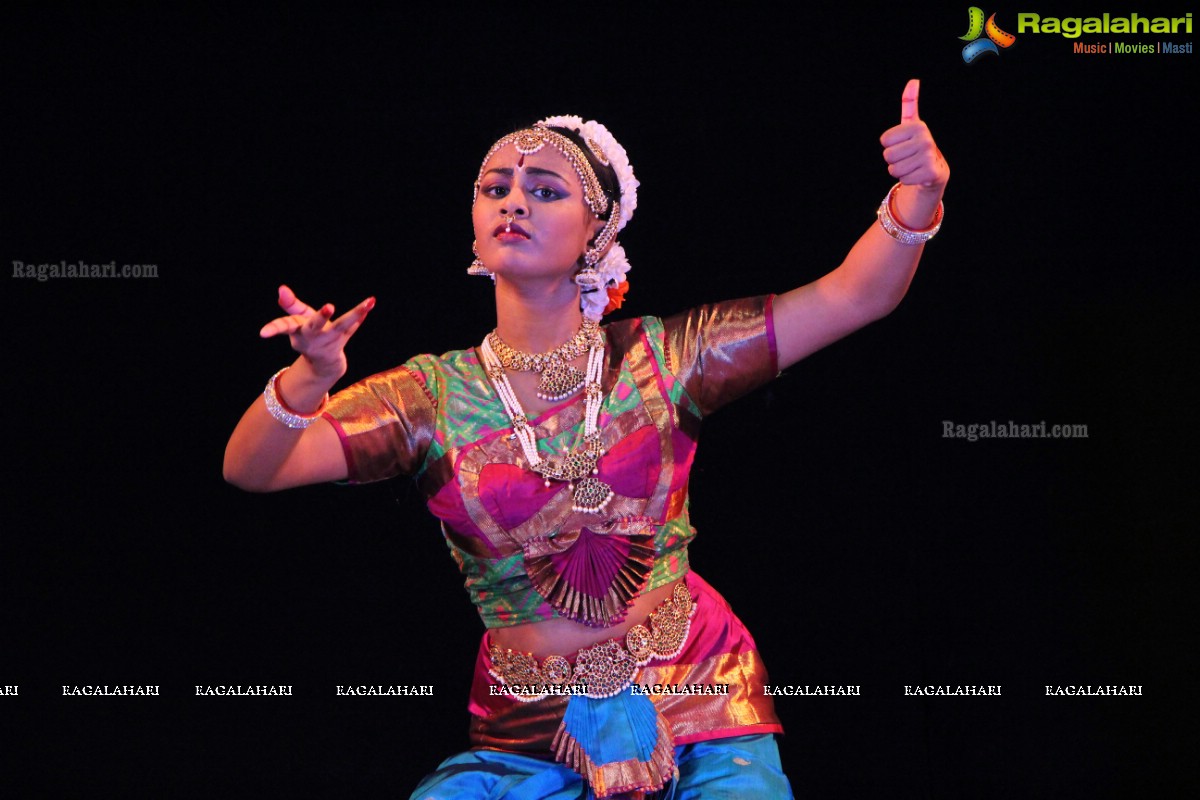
484;167;568;181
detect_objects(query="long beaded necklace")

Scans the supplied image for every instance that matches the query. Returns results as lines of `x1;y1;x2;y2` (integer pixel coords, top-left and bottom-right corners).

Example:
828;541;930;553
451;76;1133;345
485;319;600;401
479;327;613;515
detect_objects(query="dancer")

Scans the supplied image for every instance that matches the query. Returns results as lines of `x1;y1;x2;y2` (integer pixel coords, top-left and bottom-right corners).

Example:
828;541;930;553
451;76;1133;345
225;80;948;798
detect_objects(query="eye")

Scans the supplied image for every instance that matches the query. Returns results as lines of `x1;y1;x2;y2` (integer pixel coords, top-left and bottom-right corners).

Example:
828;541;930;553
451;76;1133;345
482;184;509;198
532;186;562;200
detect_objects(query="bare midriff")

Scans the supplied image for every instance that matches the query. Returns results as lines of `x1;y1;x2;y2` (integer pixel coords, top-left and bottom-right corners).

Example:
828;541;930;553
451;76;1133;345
489;577;684;658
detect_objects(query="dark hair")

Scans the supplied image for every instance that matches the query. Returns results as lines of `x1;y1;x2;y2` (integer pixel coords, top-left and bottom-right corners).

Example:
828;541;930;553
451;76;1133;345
547;125;621;220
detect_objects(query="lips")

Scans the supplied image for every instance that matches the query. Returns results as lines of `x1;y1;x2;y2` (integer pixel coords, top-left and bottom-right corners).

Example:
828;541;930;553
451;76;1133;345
493;222;530;240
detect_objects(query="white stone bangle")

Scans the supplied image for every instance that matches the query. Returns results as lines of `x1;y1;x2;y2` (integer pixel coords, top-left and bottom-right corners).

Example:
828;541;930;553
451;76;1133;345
877;182;944;245
263;368;328;429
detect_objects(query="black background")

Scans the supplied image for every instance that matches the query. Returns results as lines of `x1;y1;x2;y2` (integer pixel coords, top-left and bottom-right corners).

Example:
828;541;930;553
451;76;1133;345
4;6;1194;799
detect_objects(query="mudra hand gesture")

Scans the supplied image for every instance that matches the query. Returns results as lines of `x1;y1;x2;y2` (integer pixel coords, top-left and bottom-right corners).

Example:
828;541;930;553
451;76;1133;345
881;79;950;194
258;284;376;379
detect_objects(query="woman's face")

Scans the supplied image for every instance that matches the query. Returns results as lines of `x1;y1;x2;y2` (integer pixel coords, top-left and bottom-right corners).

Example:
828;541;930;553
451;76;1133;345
473;142;603;283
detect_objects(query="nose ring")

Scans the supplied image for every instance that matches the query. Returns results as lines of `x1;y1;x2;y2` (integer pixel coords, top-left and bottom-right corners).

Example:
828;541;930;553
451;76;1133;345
504;214;516;232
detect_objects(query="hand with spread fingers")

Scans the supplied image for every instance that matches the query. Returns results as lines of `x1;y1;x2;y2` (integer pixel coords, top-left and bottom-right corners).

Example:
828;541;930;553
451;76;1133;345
223;284;374;491
259;284;376;380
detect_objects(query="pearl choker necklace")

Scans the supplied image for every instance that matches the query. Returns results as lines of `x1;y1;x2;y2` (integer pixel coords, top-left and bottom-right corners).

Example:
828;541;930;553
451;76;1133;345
479;331;612;514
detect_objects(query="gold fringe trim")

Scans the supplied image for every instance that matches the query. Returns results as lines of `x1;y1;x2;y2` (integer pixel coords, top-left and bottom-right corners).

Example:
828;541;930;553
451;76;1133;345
551;704;678;799
523;520;656;627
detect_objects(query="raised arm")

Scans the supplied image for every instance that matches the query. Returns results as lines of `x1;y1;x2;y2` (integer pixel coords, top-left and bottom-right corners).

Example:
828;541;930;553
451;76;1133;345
773;79;949;369
223;285;375;492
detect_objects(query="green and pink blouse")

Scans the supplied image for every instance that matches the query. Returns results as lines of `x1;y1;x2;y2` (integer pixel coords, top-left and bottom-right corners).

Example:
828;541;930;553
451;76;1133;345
323;295;779;631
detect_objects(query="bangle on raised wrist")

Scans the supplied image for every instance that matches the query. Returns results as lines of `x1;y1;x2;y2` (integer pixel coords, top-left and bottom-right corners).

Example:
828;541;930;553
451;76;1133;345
263;367;329;429
877;182;944;245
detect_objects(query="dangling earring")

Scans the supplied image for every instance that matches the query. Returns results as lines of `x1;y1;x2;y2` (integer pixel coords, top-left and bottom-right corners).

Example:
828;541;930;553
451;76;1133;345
574;264;603;290
576;210;619;290
574;248;604;290
468;240;494;280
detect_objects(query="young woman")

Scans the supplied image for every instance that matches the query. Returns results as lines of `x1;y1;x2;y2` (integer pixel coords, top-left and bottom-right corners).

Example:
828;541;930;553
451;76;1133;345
225;81;948;799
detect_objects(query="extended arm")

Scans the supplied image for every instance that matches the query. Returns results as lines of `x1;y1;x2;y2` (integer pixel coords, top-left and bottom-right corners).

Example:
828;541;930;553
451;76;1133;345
773;80;949;369
223;285;374;491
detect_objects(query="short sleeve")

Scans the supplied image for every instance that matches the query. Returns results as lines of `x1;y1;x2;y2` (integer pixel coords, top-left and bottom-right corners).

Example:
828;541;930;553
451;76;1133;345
661;294;780;417
321;363;437;484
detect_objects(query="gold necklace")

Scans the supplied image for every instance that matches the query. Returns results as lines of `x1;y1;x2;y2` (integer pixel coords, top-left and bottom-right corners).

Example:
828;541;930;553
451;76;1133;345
479;333;613;515
486;319;601;401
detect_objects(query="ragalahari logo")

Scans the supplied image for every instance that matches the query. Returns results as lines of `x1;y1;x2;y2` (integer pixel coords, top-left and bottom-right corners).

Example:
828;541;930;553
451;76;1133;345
960;7;1017;62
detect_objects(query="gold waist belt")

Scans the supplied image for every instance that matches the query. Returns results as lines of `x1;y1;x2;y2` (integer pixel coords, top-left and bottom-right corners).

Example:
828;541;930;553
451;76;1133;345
488;582;696;702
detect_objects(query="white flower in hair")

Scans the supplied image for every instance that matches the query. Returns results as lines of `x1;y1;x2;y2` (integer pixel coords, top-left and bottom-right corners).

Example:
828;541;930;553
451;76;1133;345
597;243;630;286
537;115;637;320
581;290;607;322
539;114;639;232
580;244;631;322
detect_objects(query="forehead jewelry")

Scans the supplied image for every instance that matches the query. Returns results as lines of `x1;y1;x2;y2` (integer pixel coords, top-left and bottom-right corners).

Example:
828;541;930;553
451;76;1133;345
474;126;610;218
473;116;639;321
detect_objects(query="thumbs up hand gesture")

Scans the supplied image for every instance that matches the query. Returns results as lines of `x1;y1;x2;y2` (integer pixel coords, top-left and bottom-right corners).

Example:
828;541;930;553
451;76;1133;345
880;79;949;192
